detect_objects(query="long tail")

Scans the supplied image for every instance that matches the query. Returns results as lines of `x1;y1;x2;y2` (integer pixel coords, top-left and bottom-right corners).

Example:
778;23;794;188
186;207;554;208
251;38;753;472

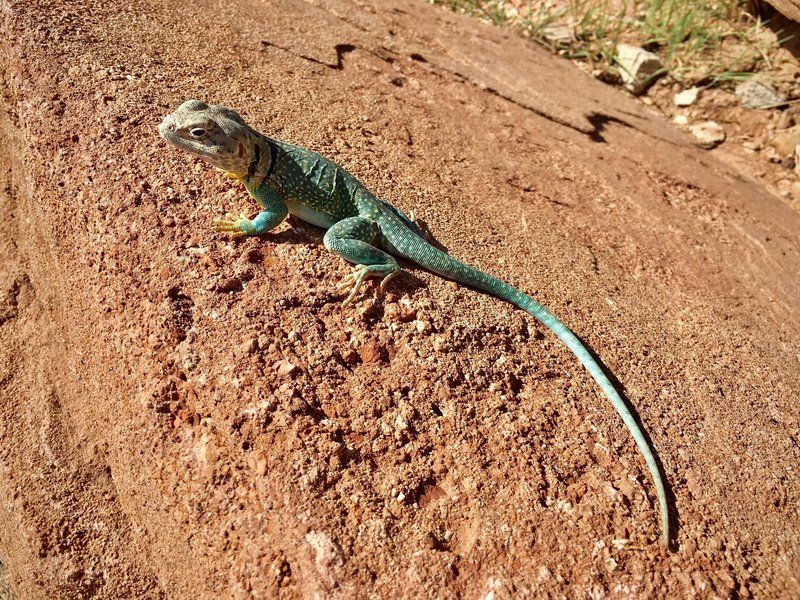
388;228;670;547
515;289;669;548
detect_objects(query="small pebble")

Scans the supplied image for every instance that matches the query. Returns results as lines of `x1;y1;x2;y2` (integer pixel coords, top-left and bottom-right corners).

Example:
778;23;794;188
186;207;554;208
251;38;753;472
674;87;700;107
735;78;783;109
273;359;298;375
689;121;725;149
358;341;384;363
238;338;259;356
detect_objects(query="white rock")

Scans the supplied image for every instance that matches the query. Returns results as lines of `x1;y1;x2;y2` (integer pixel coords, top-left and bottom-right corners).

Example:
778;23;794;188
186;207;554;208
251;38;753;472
689;121;725;149
674;87;700;107
616;44;663;94
605;556;619;572
735;78;783;109
542;24;573;46
673;114;689;126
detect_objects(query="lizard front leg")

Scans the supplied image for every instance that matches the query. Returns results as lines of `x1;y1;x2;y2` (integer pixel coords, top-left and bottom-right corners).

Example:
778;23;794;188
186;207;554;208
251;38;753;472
212;179;289;238
323;217;400;305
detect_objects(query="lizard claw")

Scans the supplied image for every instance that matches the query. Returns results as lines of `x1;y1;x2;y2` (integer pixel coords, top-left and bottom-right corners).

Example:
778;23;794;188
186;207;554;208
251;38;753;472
337;266;370;306
212;212;251;238
337;266;399;306
378;271;398;292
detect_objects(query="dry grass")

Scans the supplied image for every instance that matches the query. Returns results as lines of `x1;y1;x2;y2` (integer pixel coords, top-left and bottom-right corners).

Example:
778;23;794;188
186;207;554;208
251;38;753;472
431;0;782;86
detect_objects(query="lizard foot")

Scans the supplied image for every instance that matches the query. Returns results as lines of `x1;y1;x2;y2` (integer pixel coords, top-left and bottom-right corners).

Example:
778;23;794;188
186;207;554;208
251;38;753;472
211;212;251;238
222;171;244;182
215;168;244;182
337;265;398;306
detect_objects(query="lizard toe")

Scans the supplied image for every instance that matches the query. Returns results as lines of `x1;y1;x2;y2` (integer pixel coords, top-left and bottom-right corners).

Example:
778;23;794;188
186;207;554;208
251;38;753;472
211;212;251;237
378;271;398;292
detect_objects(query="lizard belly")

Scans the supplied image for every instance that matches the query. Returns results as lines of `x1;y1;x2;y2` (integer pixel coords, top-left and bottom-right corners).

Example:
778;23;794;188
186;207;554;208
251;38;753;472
285;199;337;229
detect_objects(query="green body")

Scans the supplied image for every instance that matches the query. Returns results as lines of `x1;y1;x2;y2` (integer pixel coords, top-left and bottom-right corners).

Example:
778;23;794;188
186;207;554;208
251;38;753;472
159;100;670;547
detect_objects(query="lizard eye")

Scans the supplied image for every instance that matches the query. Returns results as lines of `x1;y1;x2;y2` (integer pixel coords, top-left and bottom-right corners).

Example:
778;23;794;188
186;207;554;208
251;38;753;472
189;127;206;138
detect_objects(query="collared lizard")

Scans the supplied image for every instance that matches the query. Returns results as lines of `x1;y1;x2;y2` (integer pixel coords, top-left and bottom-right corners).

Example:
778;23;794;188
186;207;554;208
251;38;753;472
159;99;670;547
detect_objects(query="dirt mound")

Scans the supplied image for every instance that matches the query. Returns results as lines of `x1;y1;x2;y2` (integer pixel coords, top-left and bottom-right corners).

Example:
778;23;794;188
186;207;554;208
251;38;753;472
1;0;798;597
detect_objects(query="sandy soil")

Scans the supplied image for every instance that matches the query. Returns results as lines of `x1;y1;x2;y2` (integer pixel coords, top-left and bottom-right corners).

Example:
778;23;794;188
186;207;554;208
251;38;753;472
1;0;799;598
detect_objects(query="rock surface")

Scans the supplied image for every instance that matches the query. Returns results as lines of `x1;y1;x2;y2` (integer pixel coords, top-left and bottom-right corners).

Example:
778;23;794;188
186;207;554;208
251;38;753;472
1;0;799;598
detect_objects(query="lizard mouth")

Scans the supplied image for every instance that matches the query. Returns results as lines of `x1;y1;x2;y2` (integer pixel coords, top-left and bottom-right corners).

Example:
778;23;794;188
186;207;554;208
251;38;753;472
158;116;180;143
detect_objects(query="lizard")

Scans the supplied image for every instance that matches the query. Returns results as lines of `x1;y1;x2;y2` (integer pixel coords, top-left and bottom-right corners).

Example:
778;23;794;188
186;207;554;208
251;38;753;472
158;99;670;548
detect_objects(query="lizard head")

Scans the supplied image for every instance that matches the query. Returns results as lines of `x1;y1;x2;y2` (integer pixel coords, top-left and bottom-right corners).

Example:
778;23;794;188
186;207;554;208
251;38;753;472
159;100;258;177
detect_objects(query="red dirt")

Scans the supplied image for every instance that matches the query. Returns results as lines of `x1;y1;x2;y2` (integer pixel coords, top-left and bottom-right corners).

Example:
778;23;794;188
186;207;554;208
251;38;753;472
1;0;798;598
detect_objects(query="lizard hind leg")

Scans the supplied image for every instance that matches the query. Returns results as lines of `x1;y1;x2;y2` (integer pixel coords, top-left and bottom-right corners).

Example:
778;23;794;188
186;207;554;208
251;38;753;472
323;216;400;306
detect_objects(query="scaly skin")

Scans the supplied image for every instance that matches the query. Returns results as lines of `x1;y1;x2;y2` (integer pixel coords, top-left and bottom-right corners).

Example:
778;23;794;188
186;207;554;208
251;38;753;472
159;99;670;547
